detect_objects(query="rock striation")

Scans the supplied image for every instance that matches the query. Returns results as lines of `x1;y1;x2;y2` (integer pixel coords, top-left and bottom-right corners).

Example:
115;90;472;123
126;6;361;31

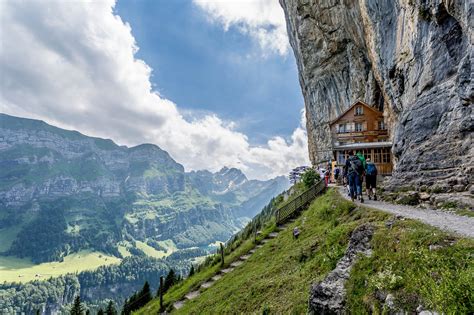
280;0;473;191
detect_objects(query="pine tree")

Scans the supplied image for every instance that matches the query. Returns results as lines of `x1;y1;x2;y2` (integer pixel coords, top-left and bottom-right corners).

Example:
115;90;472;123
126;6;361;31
163;269;176;293
106;301;117;315
139;281;152;306
97;309;104;315
70;296;83;315
85;310;90;315
188;265;195;277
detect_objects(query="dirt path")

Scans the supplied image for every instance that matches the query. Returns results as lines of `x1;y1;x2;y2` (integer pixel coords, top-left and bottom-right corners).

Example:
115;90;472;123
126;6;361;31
337;187;474;238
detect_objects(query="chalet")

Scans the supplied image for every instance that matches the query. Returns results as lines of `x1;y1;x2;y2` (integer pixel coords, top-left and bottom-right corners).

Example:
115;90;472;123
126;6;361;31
330;101;393;175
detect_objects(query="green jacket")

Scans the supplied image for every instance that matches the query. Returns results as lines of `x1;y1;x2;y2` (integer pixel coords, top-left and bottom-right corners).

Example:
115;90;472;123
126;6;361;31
356;152;367;170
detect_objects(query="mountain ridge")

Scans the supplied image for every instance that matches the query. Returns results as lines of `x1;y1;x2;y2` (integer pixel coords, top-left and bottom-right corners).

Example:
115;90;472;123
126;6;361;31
0;113;289;264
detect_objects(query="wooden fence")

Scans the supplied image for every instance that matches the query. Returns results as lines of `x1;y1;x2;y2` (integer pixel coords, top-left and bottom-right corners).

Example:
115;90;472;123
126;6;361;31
275;180;326;225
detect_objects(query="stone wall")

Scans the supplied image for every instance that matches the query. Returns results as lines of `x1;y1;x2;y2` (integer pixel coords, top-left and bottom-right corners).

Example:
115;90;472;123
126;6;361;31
280;0;473;191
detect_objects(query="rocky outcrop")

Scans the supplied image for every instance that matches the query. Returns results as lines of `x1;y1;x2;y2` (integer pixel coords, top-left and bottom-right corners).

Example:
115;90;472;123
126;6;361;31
308;224;374;314
280;0;473;191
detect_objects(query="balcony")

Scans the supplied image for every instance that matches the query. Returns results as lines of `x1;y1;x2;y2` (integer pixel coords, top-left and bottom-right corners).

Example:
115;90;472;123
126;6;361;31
333;129;387;137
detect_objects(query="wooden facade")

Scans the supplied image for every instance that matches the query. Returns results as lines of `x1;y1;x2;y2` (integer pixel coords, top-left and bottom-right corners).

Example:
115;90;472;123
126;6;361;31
330;101;393;175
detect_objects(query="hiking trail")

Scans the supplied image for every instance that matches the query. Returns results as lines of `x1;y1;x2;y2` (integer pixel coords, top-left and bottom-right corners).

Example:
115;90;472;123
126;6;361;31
337;187;474;238
171;220;294;311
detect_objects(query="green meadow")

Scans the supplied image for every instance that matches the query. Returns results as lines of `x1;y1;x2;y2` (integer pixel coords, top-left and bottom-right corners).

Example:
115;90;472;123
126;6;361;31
0;250;120;283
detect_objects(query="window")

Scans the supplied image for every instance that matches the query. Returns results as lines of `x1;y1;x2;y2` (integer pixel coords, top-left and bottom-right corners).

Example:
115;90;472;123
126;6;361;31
363;149;371;161
355;106;364;116
337;152;346;164
378;120;386;130
382;148;391;163
338;123;347;133
355;122;363;132
374;148;382;163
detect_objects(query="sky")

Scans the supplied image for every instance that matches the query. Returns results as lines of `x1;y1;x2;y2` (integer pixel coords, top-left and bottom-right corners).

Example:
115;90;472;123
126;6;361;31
0;0;309;180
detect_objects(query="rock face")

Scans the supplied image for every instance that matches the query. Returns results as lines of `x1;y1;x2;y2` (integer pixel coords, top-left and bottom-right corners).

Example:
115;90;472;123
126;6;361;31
280;0;473;190
308;224;374;314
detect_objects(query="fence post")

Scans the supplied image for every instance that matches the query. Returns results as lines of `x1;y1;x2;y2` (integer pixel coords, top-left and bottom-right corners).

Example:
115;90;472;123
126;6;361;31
159;276;164;311
220;243;224;267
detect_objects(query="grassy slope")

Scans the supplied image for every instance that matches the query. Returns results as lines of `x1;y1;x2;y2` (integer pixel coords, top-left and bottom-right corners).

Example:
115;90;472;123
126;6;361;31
137;189;474;314
0;250;120;283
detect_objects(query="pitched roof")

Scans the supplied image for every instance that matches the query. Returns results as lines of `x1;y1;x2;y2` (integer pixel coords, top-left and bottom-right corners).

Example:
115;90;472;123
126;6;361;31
329;101;383;126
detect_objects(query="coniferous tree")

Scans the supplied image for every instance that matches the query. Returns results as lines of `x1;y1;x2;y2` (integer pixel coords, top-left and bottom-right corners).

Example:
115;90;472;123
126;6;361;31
97;309;104;315
86;310;90;315
139;281;152;306
70;296;84;315
106;301;117;315
121;298;129;315
188;265;195;277
163;269;176;293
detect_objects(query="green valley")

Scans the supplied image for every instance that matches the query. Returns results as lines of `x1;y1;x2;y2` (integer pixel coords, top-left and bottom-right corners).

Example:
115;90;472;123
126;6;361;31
0;251;121;283
0;113;289;313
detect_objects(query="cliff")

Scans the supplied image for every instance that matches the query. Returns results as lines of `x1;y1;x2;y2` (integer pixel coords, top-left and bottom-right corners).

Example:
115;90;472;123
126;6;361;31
280;0;473;191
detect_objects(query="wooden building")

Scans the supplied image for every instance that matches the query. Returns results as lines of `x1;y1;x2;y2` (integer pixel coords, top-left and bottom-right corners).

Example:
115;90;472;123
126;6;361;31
330;101;393;175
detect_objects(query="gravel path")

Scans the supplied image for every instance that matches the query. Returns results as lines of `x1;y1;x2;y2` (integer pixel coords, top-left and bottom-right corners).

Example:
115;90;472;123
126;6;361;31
337;187;474;238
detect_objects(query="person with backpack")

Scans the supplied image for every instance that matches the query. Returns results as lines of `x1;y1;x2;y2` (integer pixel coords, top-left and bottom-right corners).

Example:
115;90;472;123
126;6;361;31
345;151;364;202
334;167;340;182
365;158;378;200
356;151;366;199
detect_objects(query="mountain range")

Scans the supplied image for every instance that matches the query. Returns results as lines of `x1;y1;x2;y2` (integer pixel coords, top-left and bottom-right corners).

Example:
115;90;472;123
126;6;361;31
0;113;288;264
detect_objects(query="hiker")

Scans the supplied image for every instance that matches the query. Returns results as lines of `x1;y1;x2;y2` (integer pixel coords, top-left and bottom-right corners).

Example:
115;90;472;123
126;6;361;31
334;167;340;182
324;169;330;186
293;227;300;239
356;151;367;169
342;164;350;196
345;151;364;202
365;158;378;200
356;151;366;195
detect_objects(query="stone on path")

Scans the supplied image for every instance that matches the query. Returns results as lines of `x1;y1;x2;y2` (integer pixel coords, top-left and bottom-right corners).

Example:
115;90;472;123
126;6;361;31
268;232;279;238
256;244;264;248
185;290;200;300
230;260;243;267
201;281;214;289
240;254;251;260
212;274;222;281
261;239;270;243
173;300;185;310
249;249;256;254
221;267;234;273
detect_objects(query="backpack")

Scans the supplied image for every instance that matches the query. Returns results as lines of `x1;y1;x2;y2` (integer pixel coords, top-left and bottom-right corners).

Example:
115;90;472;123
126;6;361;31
349;156;363;174
366;163;376;175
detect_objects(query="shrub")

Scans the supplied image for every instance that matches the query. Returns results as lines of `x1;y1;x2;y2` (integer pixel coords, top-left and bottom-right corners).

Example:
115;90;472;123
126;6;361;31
302;168;320;189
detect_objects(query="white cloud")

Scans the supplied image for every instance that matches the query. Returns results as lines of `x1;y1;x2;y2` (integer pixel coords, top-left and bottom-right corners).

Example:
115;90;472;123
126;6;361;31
0;0;307;180
193;0;289;56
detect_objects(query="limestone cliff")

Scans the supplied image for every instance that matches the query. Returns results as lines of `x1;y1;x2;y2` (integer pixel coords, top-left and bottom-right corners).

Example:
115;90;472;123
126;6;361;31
280;0;473;191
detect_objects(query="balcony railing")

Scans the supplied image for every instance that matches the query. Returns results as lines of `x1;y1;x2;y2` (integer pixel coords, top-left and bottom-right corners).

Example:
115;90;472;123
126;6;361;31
334;129;388;136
